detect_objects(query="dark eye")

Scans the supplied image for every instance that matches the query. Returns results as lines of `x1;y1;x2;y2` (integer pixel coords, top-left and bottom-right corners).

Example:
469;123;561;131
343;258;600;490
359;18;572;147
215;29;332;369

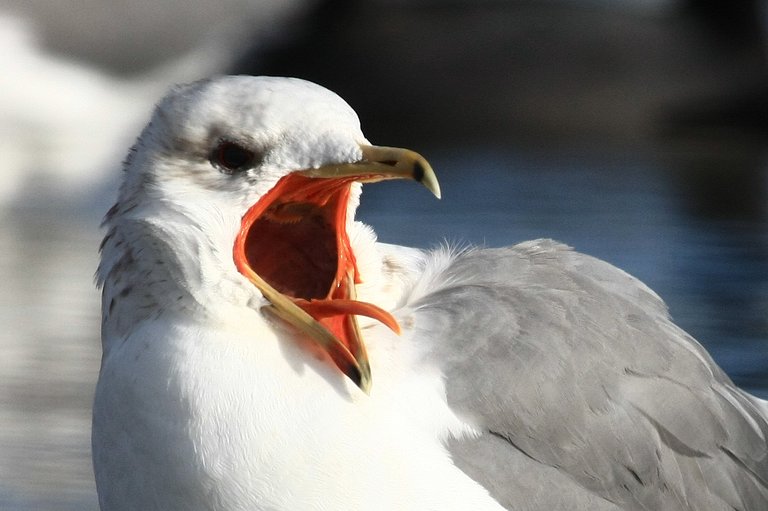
211;140;258;173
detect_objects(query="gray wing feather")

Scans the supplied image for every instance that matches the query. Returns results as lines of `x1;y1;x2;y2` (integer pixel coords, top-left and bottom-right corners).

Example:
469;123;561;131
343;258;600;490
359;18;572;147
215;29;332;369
403;239;768;510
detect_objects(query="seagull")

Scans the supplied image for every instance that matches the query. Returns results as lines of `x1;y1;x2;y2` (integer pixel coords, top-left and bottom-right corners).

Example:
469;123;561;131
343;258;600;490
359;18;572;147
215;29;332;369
93;75;768;511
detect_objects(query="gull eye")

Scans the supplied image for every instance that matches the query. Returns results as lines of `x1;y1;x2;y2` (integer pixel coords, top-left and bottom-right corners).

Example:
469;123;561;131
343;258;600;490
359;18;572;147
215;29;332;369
211;140;258;174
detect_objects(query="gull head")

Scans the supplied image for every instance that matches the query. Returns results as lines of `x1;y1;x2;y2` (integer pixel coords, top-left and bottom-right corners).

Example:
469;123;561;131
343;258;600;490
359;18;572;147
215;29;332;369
98;76;440;391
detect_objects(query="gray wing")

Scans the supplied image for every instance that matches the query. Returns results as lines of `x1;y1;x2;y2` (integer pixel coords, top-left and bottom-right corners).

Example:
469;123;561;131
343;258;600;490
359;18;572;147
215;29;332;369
404;239;768;511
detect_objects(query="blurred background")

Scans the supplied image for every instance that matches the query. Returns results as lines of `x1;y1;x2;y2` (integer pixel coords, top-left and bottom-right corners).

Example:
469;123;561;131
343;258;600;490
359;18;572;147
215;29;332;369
1;0;767;509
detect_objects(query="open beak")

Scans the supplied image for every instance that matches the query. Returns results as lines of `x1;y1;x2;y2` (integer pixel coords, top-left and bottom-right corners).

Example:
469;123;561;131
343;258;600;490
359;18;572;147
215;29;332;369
233;145;440;393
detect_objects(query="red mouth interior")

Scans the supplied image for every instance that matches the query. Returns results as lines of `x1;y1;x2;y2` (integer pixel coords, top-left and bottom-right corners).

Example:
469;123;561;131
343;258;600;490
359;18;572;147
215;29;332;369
233;173;400;356
245;200;339;300
236;173;356;299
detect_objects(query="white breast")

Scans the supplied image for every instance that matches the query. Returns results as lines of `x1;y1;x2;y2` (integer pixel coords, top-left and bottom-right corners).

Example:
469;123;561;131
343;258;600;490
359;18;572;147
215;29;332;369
92;301;506;511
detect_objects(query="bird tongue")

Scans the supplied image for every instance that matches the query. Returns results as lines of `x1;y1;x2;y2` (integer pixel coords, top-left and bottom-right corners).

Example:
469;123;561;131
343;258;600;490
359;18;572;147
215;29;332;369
234;173;399;366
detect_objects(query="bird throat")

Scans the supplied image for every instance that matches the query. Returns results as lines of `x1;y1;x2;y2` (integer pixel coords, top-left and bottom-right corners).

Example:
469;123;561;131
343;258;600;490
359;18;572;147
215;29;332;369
234;173;399;378
244;180;350;301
